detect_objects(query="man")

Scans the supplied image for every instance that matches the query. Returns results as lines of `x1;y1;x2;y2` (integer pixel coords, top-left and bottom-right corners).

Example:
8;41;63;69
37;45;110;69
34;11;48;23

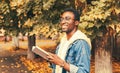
47;8;91;73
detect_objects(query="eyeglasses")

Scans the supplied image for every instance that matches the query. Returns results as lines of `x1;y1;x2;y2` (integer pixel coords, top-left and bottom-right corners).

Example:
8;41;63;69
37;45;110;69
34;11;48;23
60;16;74;22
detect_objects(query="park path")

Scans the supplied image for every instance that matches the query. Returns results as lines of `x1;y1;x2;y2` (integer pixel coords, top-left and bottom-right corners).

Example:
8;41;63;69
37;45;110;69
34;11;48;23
0;40;120;73
0;40;56;73
0;40;56;57
0;55;32;73
0;41;30;73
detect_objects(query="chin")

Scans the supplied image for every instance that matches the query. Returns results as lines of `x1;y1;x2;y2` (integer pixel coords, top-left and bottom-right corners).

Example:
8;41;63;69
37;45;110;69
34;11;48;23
62;29;67;32
61;30;66;33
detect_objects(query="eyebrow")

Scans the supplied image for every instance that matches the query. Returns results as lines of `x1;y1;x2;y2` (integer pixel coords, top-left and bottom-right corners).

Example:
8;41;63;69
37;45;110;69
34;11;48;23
60;15;74;18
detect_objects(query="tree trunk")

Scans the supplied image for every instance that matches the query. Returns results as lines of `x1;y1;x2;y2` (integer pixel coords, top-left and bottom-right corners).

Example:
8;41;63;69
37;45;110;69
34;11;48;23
113;25;120;59
27;34;36;60
12;36;19;50
4;35;7;43
95;27;114;73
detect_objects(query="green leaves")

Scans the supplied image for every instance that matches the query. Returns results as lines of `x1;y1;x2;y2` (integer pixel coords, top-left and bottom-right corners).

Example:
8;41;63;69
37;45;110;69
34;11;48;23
0;0;120;40
79;0;120;40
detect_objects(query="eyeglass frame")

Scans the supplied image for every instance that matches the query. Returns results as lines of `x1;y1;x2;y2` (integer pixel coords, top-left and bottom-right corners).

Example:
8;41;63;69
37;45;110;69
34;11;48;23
59;16;75;22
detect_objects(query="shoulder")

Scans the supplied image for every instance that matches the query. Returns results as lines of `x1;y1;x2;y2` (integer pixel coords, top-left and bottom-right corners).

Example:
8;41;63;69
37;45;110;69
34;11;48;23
72;39;89;46
71;39;90;51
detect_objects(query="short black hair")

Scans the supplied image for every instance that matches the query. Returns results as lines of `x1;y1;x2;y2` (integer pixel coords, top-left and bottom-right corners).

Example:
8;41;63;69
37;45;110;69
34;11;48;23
61;8;80;21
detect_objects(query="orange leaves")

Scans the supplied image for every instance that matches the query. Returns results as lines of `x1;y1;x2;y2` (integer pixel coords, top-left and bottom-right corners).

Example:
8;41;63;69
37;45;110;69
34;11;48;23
112;58;120;73
20;54;120;73
20;56;52;73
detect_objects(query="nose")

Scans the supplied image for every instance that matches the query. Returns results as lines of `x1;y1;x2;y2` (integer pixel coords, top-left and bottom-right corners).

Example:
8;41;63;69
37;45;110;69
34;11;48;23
60;20;66;26
60;18;67;24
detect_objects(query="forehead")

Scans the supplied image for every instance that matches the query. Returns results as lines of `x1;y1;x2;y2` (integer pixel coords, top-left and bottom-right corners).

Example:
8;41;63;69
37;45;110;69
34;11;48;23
61;11;74;18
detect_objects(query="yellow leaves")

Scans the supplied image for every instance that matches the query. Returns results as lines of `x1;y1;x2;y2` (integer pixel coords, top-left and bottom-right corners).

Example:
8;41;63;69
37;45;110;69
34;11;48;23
98;14;104;20
10;0;18;7
114;8;120;14
80;19;94;29
23;19;34;28
43;0;56;10
0;1;9;14
10;0;30;16
10;0;30;15
91;1;98;5
79;22;88;29
17;9;23;16
88;23;94;28
82;0;113;22
109;24;120;33
10;0;29;8
30;24;60;39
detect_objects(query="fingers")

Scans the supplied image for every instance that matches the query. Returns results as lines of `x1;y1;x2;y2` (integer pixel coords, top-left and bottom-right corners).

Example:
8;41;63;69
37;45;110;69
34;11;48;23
48;52;55;56
47;52;59;63
47;53;54;62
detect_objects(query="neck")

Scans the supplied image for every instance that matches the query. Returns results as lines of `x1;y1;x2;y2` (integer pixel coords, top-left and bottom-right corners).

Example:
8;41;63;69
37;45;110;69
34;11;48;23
66;29;77;40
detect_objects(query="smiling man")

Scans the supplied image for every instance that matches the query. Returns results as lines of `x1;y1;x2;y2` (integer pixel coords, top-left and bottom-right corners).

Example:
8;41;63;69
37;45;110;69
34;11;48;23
47;8;91;73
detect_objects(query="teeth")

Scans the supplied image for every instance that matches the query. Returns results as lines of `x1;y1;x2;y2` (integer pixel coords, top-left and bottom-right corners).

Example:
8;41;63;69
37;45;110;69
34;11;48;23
63;24;68;26
62;25;67;27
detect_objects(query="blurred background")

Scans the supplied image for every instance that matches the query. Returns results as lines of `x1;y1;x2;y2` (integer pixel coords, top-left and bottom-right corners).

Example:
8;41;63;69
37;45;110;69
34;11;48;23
0;0;120;73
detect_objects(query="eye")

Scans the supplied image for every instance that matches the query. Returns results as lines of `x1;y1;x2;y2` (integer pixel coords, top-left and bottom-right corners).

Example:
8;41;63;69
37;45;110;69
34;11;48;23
65;17;71;21
60;18;64;22
60;16;73;22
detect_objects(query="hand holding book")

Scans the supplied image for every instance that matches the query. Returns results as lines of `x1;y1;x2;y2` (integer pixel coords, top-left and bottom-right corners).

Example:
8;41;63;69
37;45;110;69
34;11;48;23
32;46;49;60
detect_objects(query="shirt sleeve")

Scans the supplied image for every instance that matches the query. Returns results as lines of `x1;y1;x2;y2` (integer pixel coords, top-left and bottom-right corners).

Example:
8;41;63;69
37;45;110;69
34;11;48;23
69;40;91;73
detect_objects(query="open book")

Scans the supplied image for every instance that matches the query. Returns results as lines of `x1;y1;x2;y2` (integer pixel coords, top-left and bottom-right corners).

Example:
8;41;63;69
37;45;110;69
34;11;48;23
32;46;49;60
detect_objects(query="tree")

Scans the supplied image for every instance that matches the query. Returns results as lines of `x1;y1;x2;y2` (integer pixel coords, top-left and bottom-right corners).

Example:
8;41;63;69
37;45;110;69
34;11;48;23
0;0;20;50
79;0;120;73
0;0;36;58
1;1;120;72
0;0;73;60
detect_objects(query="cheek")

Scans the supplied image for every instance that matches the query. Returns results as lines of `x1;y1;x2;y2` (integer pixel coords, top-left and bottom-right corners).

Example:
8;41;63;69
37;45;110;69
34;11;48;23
68;22;76;29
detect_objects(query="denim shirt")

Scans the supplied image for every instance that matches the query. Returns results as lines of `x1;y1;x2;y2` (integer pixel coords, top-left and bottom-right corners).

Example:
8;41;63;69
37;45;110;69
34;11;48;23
51;39;91;73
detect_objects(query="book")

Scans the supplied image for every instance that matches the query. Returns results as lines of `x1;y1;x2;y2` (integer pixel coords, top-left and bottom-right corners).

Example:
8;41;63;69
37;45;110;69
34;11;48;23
32;46;49;60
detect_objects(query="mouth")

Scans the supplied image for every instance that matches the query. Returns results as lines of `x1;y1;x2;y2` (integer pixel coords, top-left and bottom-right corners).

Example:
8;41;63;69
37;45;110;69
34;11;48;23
61;24;68;28
61;24;68;31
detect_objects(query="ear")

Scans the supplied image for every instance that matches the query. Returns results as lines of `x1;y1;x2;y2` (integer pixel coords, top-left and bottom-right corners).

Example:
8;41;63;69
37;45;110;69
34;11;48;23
75;21;79;26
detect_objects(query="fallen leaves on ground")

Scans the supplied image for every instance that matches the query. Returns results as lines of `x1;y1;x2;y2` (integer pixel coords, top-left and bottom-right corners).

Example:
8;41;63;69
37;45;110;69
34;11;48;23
20;55;120;73
112;58;120;73
20;55;52;73
0;56;30;73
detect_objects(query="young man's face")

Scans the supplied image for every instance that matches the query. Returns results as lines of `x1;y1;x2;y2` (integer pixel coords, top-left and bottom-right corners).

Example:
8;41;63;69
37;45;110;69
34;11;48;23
60;11;78;33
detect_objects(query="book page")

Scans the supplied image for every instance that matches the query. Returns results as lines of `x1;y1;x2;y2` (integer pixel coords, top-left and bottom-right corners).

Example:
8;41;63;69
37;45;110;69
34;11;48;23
32;46;49;60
